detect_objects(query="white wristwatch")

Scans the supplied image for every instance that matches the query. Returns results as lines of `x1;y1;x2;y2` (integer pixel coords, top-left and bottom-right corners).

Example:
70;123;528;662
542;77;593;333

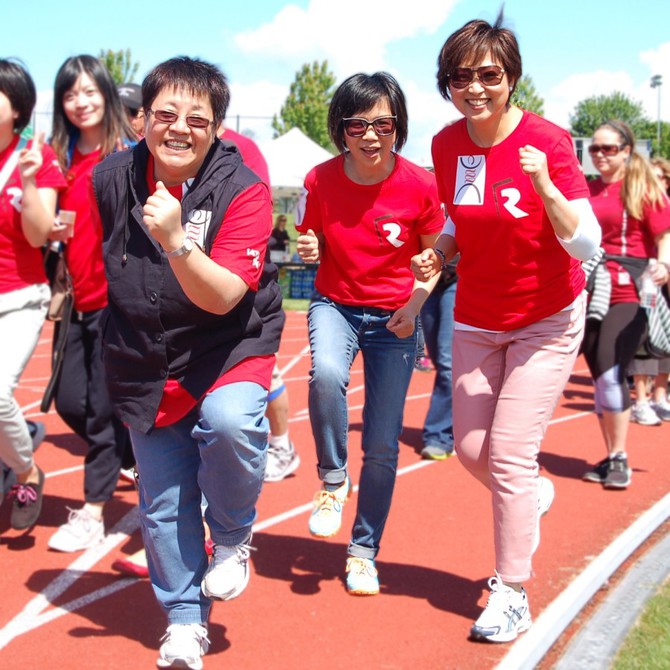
166;236;194;258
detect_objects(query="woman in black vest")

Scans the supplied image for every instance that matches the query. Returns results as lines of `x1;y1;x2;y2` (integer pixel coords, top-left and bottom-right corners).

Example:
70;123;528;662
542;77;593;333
93;57;283;669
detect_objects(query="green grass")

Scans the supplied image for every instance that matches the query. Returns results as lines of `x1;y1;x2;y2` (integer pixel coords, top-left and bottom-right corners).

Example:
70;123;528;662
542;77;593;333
612;579;670;669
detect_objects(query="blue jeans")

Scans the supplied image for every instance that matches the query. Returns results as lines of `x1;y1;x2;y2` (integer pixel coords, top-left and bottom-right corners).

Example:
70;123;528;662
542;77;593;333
129;382;268;625
420;281;456;452
307;292;416;559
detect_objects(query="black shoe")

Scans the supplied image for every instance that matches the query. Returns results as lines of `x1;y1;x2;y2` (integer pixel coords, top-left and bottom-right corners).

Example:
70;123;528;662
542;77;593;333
8;466;45;530
582;457;610;483
603;454;631;489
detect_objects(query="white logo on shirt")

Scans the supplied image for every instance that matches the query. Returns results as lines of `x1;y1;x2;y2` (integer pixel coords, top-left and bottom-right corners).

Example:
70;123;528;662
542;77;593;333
7;186;23;212
247;248;261;269
382;222;404;248
499;187;529;219
454;155;485;205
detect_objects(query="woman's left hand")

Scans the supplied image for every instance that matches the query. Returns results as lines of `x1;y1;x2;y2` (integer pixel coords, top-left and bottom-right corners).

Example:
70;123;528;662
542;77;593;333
653;261;670;285
519;144;551;192
387;305;416;339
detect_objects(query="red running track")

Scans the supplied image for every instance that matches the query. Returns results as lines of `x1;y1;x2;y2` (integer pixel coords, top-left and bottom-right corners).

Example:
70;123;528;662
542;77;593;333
1;310;669;669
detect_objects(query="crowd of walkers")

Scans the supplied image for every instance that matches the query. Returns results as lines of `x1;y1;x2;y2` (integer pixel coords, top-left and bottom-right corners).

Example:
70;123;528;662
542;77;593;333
2;7;670;669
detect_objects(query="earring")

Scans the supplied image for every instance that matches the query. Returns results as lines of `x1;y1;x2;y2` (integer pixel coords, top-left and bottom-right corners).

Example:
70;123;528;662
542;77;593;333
509;86;513;91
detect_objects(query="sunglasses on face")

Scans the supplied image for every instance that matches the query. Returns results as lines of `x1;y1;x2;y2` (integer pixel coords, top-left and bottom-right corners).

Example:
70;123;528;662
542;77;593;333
342;116;397;137
148;109;213;130
588;143;625;157
448;65;505;89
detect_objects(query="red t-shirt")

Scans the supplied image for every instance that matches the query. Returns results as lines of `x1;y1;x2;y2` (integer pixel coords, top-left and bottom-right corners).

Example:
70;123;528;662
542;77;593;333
0;136;66;294
432;111;589;330
589;178;670;304
60;148;108;312
220;128;271;187
295;153;444;310
144;155;274;426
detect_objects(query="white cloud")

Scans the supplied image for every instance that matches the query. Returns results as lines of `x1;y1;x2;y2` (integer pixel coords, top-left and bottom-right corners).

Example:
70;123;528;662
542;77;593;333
235;0;459;76
226;80;288;144
543;70;636;130
402;79;460;165
544;42;670;134
639;42;670;126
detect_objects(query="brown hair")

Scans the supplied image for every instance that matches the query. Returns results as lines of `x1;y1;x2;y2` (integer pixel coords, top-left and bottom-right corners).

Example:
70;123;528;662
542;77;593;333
436;9;522;101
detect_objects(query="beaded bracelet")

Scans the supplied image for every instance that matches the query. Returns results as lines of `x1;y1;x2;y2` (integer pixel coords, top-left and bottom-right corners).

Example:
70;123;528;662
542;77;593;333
433;247;448;271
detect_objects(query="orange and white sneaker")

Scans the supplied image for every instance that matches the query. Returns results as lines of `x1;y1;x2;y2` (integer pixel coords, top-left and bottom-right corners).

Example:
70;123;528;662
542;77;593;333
308;478;351;538
346;556;379;596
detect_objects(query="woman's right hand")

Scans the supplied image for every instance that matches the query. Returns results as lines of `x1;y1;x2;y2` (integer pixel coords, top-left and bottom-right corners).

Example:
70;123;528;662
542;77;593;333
296;228;320;263
411;249;439;282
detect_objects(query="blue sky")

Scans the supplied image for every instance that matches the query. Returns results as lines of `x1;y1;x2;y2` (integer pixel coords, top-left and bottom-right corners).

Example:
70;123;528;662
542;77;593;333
4;0;669;165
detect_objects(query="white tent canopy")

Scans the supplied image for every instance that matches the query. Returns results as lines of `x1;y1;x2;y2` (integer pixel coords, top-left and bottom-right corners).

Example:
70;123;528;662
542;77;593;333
261;127;333;199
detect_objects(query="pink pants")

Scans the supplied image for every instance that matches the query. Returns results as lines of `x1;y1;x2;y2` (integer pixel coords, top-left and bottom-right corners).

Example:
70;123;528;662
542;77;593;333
453;294;585;582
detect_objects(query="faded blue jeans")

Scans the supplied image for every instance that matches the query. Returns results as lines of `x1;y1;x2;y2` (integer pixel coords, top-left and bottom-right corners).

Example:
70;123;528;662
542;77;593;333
420;280;456;453
129;382;268;625
307;292;416;559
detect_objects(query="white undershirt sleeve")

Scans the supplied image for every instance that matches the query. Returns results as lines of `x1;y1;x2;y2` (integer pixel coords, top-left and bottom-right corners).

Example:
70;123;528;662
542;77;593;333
555;198;602;261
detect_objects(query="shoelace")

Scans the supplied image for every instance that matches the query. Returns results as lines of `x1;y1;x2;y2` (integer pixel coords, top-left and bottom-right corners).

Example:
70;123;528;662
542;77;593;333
313;490;341;514
8;483;37;505
347;557;377;577
160;624;210;649
212;540;255;567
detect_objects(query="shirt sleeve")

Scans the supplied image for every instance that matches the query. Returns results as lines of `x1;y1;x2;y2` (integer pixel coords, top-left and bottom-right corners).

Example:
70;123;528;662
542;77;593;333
36;144;67;190
294;169;321;234
209;181;272;291
646;197;670;240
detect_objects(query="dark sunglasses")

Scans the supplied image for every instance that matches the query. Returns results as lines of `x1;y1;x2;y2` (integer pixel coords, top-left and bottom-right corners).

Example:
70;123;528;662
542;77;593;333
449;65;505;89
148;109;213;130
588;143;626;157
342;116;397;137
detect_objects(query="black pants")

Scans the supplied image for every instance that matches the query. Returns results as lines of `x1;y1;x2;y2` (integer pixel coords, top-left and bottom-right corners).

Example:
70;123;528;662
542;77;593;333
53;308;132;503
582;302;647;412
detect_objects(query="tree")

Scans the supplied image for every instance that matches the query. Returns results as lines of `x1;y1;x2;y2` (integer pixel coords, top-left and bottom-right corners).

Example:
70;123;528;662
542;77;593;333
272;60;336;151
511;75;544;116
569;92;649;139
99;49;139;86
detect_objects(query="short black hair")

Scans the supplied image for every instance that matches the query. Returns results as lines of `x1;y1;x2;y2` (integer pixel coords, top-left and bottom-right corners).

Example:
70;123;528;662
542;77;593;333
142;57;230;133
0;59;36;132
328;72;408;154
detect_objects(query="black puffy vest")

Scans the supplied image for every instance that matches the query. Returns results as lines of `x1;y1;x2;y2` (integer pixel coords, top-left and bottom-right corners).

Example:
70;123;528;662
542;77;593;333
93;139;284;433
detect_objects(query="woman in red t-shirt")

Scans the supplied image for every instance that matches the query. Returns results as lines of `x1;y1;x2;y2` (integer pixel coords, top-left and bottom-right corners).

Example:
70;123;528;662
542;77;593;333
582;120;670;486
46;55;135;554
411;13;601;643
296;72;444;596
0;59;65;531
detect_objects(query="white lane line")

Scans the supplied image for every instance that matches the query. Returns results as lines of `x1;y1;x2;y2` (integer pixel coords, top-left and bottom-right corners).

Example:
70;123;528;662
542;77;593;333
496;493;670;670
0;377;604;653
0;508;140;650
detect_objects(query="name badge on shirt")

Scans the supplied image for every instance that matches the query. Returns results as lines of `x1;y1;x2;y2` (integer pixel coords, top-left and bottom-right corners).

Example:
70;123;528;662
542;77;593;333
618;270;631;285
184;209;212;249
454;155;486;206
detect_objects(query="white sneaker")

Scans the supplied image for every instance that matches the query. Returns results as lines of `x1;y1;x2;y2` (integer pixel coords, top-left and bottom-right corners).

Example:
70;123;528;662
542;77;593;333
48;507;104;552
201;537;253;601
156;623;209;670
470;575;532;643
264;442;300;482
346;556;380;596
532;476;555;554
650;398;670;421
631;401;661;426
308;478;351;538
